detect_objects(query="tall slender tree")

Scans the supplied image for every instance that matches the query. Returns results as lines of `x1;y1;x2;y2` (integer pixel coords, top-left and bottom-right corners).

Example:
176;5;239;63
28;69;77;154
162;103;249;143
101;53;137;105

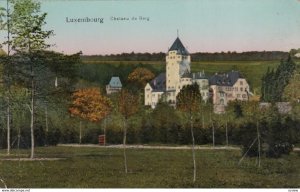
9;0;53;158
118;89;139;173
176;83;202;183
0;0;13;155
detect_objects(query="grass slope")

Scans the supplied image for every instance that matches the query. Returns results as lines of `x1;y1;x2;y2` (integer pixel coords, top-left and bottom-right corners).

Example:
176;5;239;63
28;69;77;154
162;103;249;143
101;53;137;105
81;60;280;95
0;146;299;188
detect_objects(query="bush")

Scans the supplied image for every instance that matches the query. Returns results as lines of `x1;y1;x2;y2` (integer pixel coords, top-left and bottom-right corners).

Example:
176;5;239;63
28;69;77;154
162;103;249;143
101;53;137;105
266;142;294;158
60;128;79;143
47;128;61;146
239;122;261;157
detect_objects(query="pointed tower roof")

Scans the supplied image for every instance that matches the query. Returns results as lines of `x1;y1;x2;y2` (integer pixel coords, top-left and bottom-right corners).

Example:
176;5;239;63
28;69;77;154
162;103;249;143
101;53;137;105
168;37;189;55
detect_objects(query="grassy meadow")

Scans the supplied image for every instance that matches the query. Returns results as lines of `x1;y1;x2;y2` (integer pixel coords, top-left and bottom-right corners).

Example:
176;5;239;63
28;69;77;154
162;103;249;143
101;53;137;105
0;146;299;188
81;60;281;95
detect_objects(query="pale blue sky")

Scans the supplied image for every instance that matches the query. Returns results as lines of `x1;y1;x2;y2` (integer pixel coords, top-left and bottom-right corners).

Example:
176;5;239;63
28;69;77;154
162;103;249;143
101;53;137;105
1;0;300;55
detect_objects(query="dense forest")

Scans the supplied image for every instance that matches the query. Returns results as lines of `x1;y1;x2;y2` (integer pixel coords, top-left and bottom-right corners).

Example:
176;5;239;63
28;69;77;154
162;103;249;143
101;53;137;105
81;51;290;62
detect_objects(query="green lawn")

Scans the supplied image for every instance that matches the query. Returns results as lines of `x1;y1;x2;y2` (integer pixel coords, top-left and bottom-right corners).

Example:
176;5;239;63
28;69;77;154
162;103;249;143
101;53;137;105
0;146;299;188
192;61;280;94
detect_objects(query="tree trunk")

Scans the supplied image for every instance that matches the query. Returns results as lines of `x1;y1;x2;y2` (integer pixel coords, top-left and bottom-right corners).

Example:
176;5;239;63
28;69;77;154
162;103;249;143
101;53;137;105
30;78;35;159
123;118;128;174
225;120;228;147
210;113;215;148
6;0;11;156
7;103;10;155
257;121;261;168
79;121;82;144
104;117;107;146
212;125;215;148
45;105;48;146
190;115;196;183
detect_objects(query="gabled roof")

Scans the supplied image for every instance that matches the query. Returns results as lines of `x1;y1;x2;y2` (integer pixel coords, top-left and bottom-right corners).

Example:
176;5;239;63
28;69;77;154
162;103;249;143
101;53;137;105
169;37;189;55
181;70;192;78
108;77;122;88
209;71;243;86
149;73;166;92
192;71;207;79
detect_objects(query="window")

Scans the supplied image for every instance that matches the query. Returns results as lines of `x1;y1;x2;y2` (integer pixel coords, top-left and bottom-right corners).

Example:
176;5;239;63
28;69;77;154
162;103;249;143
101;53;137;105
147;94;149;98
220;99;225;105
242;94;247;98
240;81;243;85
240;87;243;91
237;94;240;98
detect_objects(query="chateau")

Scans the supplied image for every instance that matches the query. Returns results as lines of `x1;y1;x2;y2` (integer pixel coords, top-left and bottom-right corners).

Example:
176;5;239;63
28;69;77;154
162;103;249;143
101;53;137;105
144;37;251;110
144;37;209;108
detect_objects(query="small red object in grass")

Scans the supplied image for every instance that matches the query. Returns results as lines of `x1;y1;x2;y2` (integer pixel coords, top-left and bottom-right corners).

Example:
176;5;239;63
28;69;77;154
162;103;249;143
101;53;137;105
98;135;106;145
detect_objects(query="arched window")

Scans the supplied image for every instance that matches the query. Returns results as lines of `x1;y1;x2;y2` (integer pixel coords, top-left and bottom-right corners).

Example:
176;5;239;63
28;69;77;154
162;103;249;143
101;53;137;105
220;99;225;105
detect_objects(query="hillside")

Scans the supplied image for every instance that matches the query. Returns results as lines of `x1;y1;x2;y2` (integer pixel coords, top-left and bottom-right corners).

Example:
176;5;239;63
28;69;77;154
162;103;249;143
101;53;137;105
79;60;281;95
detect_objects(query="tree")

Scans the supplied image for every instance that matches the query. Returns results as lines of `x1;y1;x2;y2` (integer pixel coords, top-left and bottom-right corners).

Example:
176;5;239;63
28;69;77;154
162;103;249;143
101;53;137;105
69;88;112;143
0;0;13;155
127;67;155;89
176;83;202;183
283;67;300;103
151;102;180;143
261;56;296;102
118;89;139;173
9;0;53;159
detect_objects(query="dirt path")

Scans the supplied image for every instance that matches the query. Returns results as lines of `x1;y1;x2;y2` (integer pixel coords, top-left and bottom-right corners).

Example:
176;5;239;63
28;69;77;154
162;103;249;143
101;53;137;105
58;144;241;150
58;144;300;152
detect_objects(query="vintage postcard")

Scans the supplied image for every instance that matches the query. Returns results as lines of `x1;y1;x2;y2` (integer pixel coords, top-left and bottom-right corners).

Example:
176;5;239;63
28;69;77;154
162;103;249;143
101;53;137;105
0;0;299;190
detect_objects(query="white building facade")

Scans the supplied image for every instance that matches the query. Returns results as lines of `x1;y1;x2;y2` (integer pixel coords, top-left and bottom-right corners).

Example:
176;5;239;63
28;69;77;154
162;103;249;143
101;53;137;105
209;71;251;113
145;37;209;108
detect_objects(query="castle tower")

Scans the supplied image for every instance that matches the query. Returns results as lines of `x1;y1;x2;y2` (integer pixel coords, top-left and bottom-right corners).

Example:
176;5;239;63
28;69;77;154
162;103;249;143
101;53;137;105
166;37;191;92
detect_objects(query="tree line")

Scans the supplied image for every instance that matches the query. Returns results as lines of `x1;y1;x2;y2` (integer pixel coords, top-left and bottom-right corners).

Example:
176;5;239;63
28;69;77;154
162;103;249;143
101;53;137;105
81;51;290;62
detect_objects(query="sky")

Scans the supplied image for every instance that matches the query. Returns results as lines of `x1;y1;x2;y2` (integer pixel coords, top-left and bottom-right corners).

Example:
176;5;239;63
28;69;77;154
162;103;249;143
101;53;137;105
1;0;300;55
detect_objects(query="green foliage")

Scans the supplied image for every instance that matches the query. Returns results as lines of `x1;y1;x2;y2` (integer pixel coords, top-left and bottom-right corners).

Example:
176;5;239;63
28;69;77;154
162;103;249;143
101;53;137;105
282;64;300;102
10;0;53;52
176;83;202;113
261;55;296;102
81;51;289;62
79;62;161;89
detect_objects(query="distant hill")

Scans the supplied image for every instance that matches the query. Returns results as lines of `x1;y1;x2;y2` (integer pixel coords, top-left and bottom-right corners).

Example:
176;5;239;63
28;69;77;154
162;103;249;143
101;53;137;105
81;51;289;62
